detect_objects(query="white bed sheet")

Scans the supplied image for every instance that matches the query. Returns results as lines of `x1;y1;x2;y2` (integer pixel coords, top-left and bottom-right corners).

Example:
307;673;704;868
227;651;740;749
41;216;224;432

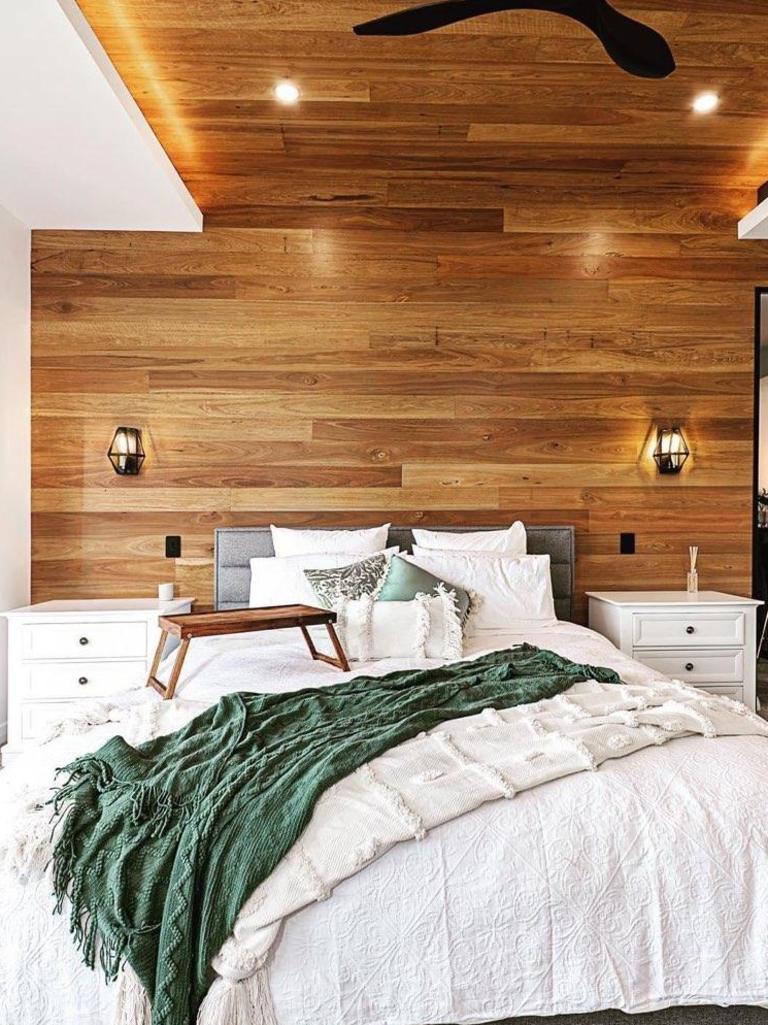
171;619;668;704
2;622;768;1025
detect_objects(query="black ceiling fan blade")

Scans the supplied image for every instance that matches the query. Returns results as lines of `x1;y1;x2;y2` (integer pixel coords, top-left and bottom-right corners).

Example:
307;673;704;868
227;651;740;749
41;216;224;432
592;0;675;78
353;0;675;79
354;0;537;35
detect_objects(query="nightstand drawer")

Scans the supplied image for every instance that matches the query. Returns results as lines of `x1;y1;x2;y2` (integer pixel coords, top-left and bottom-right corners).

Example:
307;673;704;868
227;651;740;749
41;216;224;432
695;684;744;701
638;648;743;685
23;660;146;699
22;621;147;660
20;701;79;741
632;612;744;648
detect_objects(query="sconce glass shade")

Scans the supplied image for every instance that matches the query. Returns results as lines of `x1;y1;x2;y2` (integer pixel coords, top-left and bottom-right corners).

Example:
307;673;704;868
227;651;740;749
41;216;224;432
653;426;689;475
108;427;145;475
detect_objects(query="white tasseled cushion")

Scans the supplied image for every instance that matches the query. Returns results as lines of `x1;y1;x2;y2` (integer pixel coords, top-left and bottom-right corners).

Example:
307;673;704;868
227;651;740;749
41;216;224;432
335;589;463;661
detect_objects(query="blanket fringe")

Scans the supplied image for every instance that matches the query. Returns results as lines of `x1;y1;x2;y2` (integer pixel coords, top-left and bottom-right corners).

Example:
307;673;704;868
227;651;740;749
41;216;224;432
113;963;152;1025
196;967;278;1025
52;756;117;815
435;583;463;661
412;592;431;659
50;759;130;983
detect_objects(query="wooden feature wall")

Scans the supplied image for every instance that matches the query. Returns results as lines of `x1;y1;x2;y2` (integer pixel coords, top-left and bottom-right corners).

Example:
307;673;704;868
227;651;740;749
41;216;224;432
31;1;768;619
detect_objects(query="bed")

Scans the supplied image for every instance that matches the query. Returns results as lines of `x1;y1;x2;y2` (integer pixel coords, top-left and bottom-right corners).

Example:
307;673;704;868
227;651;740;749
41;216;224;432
2;525;768;1025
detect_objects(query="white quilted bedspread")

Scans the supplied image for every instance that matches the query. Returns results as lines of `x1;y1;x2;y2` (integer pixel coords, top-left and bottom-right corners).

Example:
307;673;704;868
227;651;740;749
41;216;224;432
270;733;768;1023
2;623;768;1025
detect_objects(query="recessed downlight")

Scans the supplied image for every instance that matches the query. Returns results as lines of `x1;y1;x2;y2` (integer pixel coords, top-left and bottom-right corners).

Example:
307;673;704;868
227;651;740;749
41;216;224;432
692;91;719;114
274;80;300;104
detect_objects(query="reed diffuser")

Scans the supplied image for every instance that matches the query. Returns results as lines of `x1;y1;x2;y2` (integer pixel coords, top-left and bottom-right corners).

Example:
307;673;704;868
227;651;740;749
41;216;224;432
687;546;699;594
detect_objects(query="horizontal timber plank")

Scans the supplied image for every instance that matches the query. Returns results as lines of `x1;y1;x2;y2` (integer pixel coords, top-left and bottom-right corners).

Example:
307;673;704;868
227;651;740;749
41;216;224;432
403;460;749;488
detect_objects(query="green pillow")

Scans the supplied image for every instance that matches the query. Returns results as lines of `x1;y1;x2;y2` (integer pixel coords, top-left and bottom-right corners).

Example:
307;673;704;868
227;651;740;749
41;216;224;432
379;555;471;624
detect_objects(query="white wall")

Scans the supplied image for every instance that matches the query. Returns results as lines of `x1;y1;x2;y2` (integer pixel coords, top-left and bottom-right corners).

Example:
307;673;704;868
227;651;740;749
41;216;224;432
0;204;30;744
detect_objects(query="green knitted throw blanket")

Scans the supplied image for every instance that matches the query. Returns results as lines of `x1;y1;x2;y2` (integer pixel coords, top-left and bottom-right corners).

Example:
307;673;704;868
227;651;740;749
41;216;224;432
50;644;620;1025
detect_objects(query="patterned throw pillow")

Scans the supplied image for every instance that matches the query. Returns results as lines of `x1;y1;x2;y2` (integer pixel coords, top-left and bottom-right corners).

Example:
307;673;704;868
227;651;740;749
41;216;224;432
304;552;391;610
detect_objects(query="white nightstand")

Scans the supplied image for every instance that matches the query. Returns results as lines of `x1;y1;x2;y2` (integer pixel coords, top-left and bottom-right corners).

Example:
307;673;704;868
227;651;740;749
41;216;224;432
3;597;193;758
587;591;762;711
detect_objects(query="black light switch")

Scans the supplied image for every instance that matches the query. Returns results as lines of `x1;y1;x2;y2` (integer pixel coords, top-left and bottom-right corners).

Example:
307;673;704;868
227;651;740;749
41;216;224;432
619;532;635;555
165;535;182;558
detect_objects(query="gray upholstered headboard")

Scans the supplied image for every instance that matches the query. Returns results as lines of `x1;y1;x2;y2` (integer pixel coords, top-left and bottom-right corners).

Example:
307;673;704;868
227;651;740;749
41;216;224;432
214;525;575;622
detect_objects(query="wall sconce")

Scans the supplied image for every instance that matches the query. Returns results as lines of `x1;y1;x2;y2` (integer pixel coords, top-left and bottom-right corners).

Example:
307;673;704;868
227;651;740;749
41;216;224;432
653;426;689;475
108;427;145;475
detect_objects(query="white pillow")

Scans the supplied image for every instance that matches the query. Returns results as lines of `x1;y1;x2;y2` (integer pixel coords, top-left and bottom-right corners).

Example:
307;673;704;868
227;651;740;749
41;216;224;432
270;523;390;557
408;550;555;632
337;591;462;661
249;548;397;608
411;522;526;554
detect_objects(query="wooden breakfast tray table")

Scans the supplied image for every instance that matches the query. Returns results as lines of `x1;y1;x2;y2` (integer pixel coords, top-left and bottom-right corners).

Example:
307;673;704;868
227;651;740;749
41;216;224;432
146;604;350;700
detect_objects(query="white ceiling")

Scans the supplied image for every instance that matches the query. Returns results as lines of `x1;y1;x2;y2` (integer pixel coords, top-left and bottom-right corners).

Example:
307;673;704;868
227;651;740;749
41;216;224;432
0;0;201;231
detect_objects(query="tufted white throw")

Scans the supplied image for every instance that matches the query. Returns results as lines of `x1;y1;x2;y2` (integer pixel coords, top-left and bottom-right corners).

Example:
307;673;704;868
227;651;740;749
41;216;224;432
2;662;767;1025
199;676;768;1025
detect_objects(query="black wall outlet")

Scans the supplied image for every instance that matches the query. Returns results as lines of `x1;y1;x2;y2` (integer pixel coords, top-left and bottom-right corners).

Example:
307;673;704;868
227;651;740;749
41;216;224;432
619;532;636;555
165;535;182;558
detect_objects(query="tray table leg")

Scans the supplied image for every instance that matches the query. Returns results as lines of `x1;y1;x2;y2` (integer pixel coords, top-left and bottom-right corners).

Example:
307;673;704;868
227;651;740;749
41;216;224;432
300;623;350;672
325;622;350;672
146;629;169;695
146;634;191;700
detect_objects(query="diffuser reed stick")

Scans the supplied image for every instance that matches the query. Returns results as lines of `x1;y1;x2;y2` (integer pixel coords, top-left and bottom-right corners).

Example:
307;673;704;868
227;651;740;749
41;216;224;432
687;546;699;594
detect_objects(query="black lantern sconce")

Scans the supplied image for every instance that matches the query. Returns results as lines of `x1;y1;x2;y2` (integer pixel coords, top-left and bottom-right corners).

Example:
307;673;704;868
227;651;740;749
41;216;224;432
108;427;145;476
653;426;689;475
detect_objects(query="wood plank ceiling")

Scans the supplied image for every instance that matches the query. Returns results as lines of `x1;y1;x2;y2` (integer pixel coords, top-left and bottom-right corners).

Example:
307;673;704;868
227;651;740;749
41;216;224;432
31;0;768;614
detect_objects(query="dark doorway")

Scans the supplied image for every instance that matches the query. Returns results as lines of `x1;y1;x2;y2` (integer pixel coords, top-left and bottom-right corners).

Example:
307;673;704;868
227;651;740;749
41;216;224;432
753;288;768;705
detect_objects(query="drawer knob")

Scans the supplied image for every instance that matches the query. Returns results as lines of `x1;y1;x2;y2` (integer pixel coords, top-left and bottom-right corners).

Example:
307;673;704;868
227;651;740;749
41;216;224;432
79;636;89;645
685;663;694;672
78;676;88;685
685;625;695;635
